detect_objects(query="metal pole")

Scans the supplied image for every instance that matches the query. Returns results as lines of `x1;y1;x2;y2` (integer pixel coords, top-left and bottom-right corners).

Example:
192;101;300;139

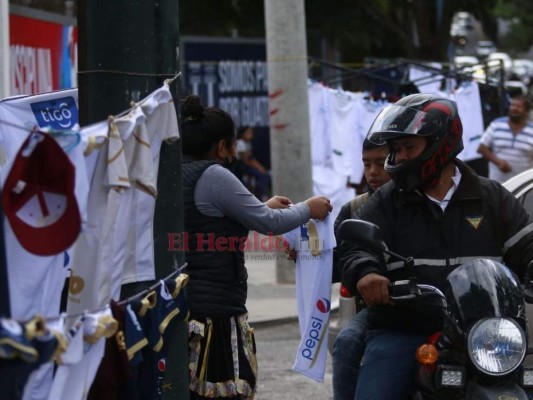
264;0;312;283
0;0;10;318
0;0;10;98
78;1;187;398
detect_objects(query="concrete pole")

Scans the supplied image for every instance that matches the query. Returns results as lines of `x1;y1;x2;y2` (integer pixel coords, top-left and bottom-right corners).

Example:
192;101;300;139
0;0;10;98
264;0;312;284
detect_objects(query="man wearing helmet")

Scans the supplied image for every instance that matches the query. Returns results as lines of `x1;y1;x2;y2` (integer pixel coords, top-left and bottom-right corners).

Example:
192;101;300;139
338;94;533;399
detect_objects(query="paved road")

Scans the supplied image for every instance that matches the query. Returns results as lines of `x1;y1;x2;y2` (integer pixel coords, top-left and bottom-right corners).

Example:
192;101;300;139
254;320;333;400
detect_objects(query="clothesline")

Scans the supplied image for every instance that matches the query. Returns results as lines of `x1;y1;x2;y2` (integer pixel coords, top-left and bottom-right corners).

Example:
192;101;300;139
115;72;182;118
0;72;182;138
30;262;187;323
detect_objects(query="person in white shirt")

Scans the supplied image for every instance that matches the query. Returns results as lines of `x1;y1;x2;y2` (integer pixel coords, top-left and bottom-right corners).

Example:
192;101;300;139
478;96;533;182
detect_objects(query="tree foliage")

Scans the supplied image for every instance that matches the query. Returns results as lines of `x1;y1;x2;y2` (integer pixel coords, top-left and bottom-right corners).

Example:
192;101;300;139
494;0;533;55
179;0;526;64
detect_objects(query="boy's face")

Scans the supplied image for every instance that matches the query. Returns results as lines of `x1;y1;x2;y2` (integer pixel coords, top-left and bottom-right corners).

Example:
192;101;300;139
363;146;390;191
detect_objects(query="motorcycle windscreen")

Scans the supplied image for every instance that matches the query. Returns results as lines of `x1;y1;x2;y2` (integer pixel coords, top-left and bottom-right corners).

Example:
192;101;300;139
444;259;524;328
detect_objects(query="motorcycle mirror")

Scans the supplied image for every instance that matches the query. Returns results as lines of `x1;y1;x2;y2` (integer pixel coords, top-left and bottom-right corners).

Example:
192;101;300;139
337;219;386;253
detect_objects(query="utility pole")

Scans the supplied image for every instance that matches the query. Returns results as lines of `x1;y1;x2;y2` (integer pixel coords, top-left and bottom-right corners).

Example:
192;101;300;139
264;0;312;283
78;1;187;398
0;0;9;98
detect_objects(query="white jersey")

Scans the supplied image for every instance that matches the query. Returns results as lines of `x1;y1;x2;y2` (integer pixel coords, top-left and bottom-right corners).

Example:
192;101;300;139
308;81;332;167
121;85;180;285
326;89;362;181
22;317;67;400
352;98;388;183
48;309;116;400
409;64;444;94
47;316;84;400
312;164;355;223
453;81;484;162
283;215;336;382
0;89;88;320
67;119;130;313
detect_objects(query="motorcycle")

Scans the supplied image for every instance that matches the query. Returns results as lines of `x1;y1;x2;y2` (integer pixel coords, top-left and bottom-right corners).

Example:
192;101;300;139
337;218;533;399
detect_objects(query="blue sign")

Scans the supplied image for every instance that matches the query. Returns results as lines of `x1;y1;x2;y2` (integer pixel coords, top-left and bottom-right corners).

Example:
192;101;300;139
30;96;78;130
181;37;270;167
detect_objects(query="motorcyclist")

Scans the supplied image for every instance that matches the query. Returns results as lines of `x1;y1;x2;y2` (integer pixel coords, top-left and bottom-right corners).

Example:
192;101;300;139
338;93;533;400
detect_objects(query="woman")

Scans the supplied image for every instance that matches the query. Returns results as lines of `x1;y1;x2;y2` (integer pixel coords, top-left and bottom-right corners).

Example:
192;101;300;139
180;95;331;399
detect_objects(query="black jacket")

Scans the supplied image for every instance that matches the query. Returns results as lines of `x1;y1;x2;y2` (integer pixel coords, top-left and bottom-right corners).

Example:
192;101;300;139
182;159;249;317
332;190;371;283
339;160;533;332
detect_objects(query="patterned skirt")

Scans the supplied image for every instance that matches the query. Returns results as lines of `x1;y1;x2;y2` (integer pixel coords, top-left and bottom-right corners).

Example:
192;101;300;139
188;313;257;399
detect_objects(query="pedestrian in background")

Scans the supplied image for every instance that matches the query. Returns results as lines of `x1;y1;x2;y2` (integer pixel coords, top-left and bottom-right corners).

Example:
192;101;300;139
180;95;332;400
235;126;271;201
478;95;533;182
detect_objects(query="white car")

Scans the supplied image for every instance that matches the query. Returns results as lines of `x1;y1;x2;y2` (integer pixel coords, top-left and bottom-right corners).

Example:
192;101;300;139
499;168;533;362
329;169;533;356
476;40;497;59
512;59;533;85
486;52;513;78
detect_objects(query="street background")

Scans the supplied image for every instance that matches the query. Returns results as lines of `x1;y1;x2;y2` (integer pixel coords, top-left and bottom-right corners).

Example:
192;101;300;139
255;321;333;400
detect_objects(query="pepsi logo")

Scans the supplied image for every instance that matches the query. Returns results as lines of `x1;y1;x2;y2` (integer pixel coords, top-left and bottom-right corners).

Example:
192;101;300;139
158;358;166;372
316;298;330;313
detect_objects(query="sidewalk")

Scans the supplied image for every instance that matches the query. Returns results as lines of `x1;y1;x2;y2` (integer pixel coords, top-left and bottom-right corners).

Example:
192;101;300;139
245;247;340;327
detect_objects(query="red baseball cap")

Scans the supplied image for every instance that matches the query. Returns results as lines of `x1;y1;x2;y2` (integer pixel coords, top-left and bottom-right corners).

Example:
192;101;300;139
2;131;81;256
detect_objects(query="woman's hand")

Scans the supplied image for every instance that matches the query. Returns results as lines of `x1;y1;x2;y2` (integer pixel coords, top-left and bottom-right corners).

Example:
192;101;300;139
264;195;293;209
304;196;332;220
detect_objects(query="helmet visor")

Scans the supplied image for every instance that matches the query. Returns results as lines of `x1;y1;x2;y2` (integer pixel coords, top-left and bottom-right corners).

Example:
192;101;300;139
367;105;440;145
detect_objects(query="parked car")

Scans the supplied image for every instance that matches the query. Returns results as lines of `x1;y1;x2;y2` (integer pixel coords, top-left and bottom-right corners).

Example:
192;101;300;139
499;168;533;363
475;40;497;59
486;52;512;70
504;80;528;97
486;52;513;79
512;59;533;86
329;169;533;357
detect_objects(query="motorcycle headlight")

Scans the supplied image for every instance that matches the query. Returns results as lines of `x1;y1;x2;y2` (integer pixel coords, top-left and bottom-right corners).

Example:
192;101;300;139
467;318;526;376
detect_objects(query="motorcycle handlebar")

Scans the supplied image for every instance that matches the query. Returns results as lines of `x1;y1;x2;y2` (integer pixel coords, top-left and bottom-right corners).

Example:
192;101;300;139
388;280;446;303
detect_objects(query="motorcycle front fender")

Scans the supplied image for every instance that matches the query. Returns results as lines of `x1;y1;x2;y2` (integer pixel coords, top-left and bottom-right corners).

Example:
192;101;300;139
466;381;529;400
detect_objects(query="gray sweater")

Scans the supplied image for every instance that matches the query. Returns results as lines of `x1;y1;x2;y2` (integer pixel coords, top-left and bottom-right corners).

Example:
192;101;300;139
194;164;310;235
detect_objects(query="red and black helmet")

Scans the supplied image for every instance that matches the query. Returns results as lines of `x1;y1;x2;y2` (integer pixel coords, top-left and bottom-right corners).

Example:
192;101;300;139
366;94;463;191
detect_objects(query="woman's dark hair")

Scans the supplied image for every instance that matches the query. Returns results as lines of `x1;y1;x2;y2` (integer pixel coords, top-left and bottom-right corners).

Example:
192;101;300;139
181;95;236;158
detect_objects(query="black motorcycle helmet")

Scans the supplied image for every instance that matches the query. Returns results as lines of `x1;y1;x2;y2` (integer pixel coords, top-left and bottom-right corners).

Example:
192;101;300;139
366;94;463;191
